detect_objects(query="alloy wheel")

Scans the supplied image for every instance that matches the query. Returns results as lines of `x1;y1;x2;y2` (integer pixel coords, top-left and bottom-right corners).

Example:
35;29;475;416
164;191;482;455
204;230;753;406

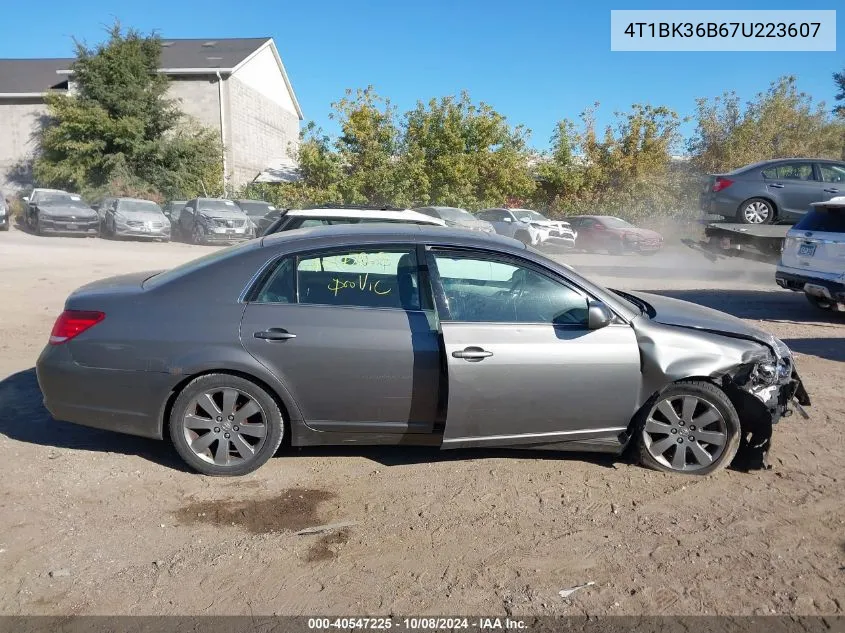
642;395;728;472
742;201;770;224
182;388;268;466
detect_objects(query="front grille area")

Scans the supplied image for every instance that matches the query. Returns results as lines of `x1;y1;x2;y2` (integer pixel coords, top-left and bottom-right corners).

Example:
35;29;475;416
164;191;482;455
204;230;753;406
212;218;245;228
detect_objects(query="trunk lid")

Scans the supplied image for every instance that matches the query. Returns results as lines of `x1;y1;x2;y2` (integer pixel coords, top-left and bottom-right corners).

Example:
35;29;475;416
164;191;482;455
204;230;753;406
65;271;159;309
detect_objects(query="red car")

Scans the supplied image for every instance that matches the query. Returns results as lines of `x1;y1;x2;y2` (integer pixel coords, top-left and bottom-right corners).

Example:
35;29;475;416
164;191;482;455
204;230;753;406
568;215;664;255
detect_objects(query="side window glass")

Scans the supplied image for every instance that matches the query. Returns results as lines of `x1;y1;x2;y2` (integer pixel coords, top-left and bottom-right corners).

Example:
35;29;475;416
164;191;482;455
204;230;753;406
296;218;330;228
431;253;589;326
819;164;845;183
255;257;295;304
762;163;814;180
297;248;420;310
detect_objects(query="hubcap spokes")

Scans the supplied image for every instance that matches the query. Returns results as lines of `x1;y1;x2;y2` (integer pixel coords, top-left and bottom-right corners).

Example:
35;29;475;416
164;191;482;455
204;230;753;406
643;395;727;472
744;202;769;224
183;388;267;466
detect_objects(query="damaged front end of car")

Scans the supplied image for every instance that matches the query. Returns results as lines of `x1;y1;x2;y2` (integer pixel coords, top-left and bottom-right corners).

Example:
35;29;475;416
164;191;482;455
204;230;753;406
719;342;810;471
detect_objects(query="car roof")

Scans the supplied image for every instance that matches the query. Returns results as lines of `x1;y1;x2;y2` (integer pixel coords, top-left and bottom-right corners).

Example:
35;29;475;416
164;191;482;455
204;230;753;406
116;197;158;203
261;222;516;249
285;207;446;225
236;199;273;205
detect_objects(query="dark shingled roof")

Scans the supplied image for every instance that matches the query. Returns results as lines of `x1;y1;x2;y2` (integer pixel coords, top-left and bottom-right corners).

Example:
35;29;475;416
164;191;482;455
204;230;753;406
0;38;271;94
158;37;270;70
0;58;71;94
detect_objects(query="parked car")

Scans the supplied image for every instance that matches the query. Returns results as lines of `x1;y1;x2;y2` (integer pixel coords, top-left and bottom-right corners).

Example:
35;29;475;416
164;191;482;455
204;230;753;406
37;224;808;477
0;191;9;231
177;198;252;245
23;189;99;237
413;206;495;234
567;216;663;255
263;206;444;235
477;207;577;247
234;200;279;235
100;197;171;241
162;200;187;223
776;196;845;312
700;158;845;225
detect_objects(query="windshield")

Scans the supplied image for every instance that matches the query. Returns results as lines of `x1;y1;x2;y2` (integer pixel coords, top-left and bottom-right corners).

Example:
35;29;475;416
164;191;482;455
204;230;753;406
238;201;275;217
434;207;474;222
198;199;240;213
513;209;547;222
39;192;80;205
118;200;162;213
601;217;634;229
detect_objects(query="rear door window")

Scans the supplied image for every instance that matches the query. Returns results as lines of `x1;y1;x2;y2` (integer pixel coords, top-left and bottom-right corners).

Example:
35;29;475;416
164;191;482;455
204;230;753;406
761;163;816;181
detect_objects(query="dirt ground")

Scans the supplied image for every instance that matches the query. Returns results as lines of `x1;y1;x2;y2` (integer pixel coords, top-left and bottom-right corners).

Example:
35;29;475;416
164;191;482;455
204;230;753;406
0;226;842;617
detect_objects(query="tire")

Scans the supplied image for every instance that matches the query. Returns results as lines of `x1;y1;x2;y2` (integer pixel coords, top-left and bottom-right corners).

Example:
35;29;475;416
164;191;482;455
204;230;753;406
169;373;284;476
737;198;775;225
192;223;206;245
35;214;45;236
805;294;842;312
636;380;741;476
0;223;9;232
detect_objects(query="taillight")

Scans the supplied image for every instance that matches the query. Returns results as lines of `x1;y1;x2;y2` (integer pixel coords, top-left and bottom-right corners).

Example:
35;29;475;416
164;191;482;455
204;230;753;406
712;177;734;193
49;310;105;345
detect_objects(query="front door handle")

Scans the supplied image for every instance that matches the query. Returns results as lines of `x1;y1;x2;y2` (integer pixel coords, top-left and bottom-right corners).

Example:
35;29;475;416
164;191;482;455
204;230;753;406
254;328;296;341
824;188;839;193
452;346;493;362
769;183;785;188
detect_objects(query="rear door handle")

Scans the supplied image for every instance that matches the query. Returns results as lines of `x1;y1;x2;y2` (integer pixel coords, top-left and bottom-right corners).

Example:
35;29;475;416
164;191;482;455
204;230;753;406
254;328;296;341
452;346;493;362
769;183;785;188
824;188;839;193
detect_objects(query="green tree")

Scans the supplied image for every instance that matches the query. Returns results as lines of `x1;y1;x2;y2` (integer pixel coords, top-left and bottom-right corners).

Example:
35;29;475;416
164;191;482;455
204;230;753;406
398;92;535;208
34;23;222;199
834;67;845;118
689;76;845;174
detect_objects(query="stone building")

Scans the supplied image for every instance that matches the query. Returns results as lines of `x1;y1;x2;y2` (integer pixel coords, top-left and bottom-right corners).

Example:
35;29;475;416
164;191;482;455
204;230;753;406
0;37;302;193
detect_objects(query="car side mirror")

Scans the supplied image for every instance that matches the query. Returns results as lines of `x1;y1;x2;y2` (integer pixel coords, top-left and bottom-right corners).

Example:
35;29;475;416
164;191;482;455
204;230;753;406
503;217;513;223
22;196;29;203
587;300;614;330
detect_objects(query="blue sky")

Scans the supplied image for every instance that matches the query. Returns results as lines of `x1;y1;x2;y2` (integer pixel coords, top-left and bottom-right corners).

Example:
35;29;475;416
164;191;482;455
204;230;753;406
1;0;842;151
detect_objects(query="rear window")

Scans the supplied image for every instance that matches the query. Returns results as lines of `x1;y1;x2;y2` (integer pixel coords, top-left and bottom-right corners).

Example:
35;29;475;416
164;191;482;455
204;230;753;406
794;208;845;233
143;241;256;289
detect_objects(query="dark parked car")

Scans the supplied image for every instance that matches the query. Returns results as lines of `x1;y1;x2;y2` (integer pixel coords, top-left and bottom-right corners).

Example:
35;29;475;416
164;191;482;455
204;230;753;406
23;188;99;237
100;197;171;241
567;216;663;255
177;198;253;245
234;199;280;235
700;158;845;225
0;191;9;231
38;225;807;476
162;200;187;223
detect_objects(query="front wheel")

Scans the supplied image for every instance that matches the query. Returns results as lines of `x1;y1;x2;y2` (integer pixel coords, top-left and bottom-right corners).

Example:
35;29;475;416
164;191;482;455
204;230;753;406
637;380;741;475
169;374;285;476
191;223;206;245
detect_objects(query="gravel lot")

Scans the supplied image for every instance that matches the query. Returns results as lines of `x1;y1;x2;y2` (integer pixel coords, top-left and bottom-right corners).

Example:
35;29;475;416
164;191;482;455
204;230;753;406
0;226;842;616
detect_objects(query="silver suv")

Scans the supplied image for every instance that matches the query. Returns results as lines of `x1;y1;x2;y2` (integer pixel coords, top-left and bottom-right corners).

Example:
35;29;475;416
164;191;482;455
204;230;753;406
776;197;845;311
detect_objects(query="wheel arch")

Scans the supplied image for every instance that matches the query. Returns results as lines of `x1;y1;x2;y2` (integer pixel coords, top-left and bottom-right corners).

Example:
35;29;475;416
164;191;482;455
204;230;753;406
158;367;302;445
737;195;778;221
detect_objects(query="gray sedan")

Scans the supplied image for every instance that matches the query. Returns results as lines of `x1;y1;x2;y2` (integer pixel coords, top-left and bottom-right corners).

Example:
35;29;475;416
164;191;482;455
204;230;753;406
37;225;809;476
100;198;172;241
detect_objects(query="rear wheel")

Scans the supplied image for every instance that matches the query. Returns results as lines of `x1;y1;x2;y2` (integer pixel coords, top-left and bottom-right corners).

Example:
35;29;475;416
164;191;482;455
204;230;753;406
637;381;740;475
169;374;284;476
805;294;843;312
738;198;774;225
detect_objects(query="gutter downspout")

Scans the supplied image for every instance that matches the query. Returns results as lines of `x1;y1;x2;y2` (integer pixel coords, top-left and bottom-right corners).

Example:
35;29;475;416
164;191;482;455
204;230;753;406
216;71;228;192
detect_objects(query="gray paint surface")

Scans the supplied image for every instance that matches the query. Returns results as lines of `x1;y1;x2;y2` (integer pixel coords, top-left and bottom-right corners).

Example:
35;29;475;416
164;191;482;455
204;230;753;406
36;224;802;462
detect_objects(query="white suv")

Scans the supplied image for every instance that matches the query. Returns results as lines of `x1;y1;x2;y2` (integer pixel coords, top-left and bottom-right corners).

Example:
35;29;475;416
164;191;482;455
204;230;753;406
262;206;445;235
776;196;845;312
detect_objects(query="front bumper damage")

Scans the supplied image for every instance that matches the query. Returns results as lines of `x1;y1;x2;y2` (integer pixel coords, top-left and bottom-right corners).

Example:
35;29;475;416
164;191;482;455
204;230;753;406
724;364;810;471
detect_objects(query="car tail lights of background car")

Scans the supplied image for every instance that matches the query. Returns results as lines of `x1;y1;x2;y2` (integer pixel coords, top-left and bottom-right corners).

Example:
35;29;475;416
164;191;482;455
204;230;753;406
712;177;734;193
49;310;105;345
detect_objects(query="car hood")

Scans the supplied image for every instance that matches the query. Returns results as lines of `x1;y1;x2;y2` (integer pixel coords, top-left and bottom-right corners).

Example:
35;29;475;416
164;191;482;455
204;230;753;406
38;204;97;218
116;210;168;222
629;291;786;355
